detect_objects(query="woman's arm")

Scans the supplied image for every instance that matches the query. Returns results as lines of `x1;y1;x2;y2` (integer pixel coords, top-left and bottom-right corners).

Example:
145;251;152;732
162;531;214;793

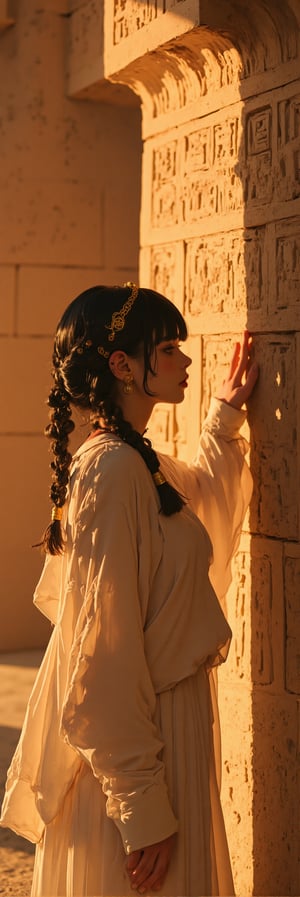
61;449;177;859
159;333;258;607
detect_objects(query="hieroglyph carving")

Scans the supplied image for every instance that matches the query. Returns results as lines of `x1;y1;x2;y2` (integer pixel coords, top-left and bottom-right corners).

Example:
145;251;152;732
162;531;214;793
251;554;273;685
201;338;233;413
244;107;273;205
113;0;158;44
202;336;297;541
244;92;300;206
113;0;189;42
151;116;243;228
152;140;178;227
277;94;300;201
276;219;300;310
225;548;273;685
247;336;298;541
185;229;263;318
150;244;178;304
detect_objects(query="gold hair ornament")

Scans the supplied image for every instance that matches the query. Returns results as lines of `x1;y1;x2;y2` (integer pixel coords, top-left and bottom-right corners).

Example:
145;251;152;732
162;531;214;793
75;284;139;359
52;506;64;522
152;471;166;487
104;282;139;342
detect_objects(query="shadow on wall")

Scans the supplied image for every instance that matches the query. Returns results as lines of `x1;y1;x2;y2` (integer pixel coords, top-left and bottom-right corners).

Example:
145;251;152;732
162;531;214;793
235;1;300;891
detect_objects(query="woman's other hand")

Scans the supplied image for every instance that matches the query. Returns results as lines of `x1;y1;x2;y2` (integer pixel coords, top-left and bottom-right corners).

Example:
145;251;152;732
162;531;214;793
125;832;176;894
216;330;259;410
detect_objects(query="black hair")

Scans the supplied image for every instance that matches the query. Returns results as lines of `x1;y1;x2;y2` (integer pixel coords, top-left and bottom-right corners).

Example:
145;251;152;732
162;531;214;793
40;285;188;554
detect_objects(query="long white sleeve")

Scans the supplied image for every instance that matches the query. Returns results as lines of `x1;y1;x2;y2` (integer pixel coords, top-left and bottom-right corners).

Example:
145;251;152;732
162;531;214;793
159;398;252;606
61;448;178;855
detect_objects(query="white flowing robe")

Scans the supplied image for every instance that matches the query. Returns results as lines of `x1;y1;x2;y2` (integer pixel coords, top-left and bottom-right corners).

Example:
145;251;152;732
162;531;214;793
0;399;252;897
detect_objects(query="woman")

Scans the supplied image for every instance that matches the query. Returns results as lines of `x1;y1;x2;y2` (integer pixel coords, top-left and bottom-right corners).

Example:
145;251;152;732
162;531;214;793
0;283;258;896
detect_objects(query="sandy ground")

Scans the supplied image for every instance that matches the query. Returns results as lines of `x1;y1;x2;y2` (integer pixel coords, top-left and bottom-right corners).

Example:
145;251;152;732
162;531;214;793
0;650;43;896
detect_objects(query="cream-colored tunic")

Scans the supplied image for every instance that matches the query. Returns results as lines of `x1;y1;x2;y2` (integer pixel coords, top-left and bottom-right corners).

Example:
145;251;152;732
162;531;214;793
0;399;252;897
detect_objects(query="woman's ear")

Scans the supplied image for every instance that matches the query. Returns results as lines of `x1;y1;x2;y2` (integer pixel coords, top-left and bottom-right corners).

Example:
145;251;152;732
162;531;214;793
109;351;131;381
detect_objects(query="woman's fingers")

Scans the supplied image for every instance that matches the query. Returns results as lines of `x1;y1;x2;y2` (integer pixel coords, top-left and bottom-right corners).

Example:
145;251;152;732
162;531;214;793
238;360;259;402
126;849;143;874
217;331;258;408
126;834;176;893
227;341;241;380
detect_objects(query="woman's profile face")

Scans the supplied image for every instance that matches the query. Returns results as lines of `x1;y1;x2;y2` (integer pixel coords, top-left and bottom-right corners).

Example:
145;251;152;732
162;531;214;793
130;338;192;406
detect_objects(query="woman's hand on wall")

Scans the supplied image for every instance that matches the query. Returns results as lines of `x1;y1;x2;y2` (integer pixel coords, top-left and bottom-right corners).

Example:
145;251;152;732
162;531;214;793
125;832;176;893
216;330;259;409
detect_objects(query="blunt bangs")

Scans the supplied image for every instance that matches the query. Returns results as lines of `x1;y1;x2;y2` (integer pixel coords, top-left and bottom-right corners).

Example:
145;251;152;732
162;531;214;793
133;289;188;393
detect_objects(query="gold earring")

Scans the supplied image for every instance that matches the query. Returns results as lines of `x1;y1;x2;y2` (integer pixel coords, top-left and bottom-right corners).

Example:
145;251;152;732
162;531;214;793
123;374;134;395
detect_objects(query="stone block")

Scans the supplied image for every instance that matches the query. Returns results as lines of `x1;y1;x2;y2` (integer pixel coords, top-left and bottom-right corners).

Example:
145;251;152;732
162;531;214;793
0;179;103;267
185;227;266;334
17;265;140;336
67;0;104;96
146;241;184;310
141;106;245;245
0;266;15;334
264;216;300;331
0;337;53;433
18;266;105;336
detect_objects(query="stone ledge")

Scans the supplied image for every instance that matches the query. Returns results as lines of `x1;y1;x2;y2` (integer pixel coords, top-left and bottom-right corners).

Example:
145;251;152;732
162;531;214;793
0;0;15;31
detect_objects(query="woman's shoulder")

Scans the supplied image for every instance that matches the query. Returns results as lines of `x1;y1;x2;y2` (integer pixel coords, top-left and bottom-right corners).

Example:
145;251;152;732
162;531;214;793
72;434;149;491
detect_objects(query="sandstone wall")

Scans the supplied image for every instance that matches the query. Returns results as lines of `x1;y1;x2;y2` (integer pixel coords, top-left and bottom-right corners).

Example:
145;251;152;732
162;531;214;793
67;1;300;894
0;0;141;651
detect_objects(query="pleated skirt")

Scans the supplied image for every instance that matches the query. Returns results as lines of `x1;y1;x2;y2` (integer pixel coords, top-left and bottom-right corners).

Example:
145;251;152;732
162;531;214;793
31;666;234;897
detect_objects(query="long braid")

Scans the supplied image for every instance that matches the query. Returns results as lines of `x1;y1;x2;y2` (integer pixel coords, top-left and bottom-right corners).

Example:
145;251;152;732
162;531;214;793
97;397;185;515
39;357;75;554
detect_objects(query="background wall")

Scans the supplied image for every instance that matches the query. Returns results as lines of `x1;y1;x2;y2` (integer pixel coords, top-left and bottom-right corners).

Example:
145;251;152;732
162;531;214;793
0;0;141;650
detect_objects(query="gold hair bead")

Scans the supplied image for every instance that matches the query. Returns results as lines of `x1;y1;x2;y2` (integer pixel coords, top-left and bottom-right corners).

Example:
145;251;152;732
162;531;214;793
152;471;166;487
97;345;109;358
51;506;64;522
